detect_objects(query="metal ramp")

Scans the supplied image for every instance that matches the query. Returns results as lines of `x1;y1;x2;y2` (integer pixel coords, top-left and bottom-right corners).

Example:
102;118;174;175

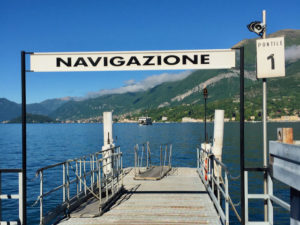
134;166;171;180
134;143;172;180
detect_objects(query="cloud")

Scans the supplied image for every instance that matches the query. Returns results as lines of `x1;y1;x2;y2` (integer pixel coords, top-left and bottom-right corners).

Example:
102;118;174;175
85;71;192;98
123;79;136;86
285;45;300;62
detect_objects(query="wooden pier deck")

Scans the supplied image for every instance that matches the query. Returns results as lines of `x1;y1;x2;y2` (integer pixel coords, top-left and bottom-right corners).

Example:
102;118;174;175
58;167;221;225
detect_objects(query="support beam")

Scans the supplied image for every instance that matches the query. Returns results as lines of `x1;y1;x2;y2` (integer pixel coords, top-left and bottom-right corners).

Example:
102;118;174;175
21;51;27;225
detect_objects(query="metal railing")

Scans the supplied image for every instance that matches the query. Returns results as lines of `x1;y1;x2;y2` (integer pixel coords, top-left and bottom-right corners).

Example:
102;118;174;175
134;142;151;174
0;169;23;225
134;142;172;176
160;144;172;168
197;147;241;225
244;168;290;224
35;146;123;225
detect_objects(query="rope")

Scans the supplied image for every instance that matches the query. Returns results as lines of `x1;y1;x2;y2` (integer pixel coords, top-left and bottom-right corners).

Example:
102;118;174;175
219;175;242;223
229;174;241;180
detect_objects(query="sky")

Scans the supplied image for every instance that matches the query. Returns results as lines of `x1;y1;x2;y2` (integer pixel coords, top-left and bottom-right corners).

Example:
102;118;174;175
1;0;300;104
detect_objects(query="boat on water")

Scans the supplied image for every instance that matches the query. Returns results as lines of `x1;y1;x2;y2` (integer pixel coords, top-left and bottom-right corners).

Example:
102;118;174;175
138;116;152;125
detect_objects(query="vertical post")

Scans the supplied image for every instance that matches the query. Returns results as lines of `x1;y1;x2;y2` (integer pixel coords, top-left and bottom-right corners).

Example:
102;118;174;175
79;160;82;192
67;162;70;202
92;155;95;189
0;172;2;221
169;144;172;167
213;110;224;177
225;172;229;225
98;160;102;209
39;171;43;224
290;188;300;224
203;88;208;142
205;97;207;142
90;158;93;191
21;50;27;225
197;148;199;169
84;158;87;195
262;9;268;221
146;144;148;168
244;171;249;223
164;145;167;167
239;46;245;225
112;157;115;196
121;153;123;186
134;145;137;175
63;164;66;202
76;161;79;197
160;145;162;166
18;172;23;225
102;112;114;175
267;173;273;224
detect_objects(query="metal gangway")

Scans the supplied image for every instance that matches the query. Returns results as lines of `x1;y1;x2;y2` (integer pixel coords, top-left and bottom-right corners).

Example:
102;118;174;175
134;142;172;180
34;145;123;225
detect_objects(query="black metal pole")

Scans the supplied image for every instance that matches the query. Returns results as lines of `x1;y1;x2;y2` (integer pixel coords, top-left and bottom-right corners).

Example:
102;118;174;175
204;97;207;142
239;47;245;225
21;51;27;225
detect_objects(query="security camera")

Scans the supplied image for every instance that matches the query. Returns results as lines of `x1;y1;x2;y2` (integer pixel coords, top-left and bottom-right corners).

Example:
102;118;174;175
247;21;265;37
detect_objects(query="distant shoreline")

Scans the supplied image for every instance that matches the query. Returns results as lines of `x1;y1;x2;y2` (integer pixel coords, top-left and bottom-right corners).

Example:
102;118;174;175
1;120;300;124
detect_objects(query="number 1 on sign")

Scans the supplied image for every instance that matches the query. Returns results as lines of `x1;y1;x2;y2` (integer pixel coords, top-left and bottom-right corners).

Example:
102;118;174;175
267;54;275;70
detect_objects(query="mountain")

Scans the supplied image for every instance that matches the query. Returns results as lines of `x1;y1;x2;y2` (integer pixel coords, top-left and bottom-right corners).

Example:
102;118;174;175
2;29;300;122
48;29;300;121
0;98;70;122
0;98;21;122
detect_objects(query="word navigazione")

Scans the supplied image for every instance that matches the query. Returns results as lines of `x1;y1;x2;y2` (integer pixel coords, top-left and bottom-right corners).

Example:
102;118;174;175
30;49;235;71
56;54;210;68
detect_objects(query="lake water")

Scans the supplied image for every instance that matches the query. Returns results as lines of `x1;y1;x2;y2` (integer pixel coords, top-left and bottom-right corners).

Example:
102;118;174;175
0;122;299;224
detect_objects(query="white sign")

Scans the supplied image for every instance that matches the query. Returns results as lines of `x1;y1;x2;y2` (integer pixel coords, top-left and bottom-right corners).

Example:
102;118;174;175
256;37;285;78
30;49;235;72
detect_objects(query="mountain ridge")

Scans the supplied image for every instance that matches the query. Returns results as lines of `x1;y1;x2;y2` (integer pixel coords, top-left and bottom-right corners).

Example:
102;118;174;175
1;29;300;122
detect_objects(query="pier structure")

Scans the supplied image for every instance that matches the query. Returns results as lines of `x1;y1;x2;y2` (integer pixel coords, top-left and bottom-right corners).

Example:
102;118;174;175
54;110;232;225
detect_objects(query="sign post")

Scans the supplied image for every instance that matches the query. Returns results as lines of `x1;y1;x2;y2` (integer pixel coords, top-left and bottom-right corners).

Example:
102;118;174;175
255;10;285;222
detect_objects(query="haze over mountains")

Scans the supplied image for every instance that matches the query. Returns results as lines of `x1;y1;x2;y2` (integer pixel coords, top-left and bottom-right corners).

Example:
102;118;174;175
1;29;300;122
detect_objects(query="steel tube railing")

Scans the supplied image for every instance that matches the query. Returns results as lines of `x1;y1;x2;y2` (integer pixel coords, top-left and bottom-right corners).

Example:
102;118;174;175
0;169;23;224
197;147;240;225
35;146;123;225
244;169;290;224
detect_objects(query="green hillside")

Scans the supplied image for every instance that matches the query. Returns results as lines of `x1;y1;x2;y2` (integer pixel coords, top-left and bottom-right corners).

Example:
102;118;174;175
8;113;57;123
2;29;300;122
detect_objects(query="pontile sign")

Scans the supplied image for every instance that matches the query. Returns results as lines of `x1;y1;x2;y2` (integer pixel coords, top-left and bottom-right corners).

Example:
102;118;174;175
256;37;285;78
30;49;236;72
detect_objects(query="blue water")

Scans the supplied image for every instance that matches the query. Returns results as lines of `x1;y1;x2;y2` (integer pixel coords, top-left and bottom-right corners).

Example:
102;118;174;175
0;122;299;224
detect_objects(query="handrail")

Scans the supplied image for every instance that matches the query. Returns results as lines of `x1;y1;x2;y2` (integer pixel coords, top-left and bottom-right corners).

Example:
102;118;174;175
0;169;23;224
244;169;291;224
35;146;123;225
197;147;241;225
36;146;120;174
0;169;22;173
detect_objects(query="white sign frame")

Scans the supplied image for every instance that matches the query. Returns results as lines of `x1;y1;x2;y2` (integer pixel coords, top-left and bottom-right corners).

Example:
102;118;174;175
256;37;285;78
30;49;236;72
